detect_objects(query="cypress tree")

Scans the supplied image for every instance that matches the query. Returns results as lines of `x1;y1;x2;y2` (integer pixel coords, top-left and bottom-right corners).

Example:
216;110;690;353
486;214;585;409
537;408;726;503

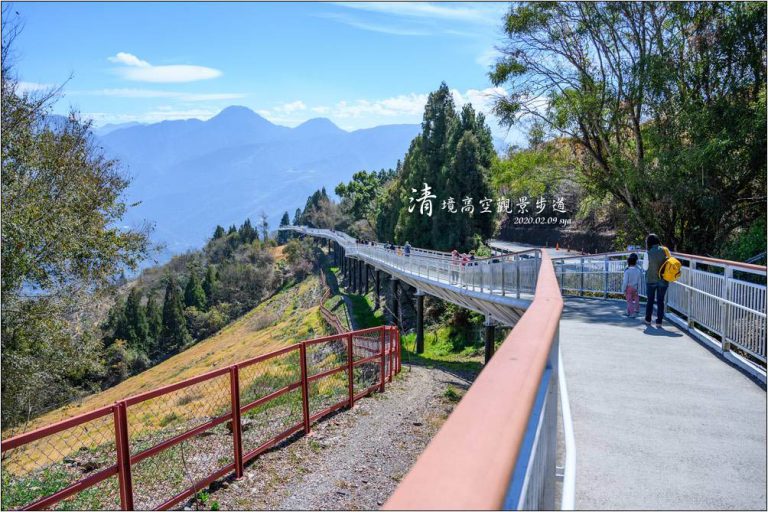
184;272;207;310
292;208;302;226
124;287;149;351
227;224;237;235
212;225;226;239
161;277;191;353
145;294;162;356
202;265;217;307
277;211;291;244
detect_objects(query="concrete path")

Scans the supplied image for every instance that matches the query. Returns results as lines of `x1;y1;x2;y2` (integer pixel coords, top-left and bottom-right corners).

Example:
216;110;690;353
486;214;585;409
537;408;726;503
560;298;766;510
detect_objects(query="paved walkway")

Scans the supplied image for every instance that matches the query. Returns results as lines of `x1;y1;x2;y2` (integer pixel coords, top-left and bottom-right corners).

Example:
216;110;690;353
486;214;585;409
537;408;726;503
560;298;766;510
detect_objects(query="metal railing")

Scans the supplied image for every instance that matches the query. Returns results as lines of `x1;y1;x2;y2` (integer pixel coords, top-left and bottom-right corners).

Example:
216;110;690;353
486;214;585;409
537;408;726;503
285;226;542;303
1;326;401;510
383;251;564;510
552;252;767;368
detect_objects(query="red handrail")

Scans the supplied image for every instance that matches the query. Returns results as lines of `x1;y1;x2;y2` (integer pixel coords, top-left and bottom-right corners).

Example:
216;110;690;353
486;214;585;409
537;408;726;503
384;252;562;509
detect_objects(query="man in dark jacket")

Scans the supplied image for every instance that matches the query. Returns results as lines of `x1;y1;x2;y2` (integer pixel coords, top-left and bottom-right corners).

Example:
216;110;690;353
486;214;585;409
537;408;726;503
643;233;668;326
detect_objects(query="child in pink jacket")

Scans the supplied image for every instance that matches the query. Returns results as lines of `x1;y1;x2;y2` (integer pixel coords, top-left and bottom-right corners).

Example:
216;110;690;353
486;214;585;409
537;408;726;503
622;253;643;317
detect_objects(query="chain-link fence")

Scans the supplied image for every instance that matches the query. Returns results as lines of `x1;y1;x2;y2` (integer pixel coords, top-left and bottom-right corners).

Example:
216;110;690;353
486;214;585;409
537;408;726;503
1;325;401;510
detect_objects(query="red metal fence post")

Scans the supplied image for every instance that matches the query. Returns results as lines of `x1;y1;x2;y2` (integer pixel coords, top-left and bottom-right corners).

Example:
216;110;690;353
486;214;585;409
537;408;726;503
379;328;386;392
388;328;394;383
299;342;311;434
114;402;134;510
346;333;355;407
229;366;244;479
396;328;402;374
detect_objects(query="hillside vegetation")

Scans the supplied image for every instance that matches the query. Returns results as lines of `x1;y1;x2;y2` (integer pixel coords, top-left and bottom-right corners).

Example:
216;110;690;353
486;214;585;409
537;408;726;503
8;274;329;436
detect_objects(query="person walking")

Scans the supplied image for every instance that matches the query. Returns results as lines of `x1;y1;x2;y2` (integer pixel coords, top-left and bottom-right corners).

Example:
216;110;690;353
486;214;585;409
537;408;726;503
643;234;668;327
622;253;642;317
404;241;411;257
450;249;460;284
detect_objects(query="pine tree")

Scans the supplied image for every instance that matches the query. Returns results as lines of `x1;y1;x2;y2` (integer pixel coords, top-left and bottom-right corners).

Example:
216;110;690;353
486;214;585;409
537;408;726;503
212;225;226;239
145;294;162;357
238;218;257;243
184;272;207;310
202;265;217;307
277;211;291;244
227;224;237;235
161;277;191;353
292;208;302;226
124;287;149;351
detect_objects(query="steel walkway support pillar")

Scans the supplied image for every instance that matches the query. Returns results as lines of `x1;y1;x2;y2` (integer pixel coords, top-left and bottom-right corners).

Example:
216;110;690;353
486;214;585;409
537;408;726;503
390;277;399;326
352;259;358;293
364;264;369;295
484;316;496;363
374;270;381;310
415;291;425;354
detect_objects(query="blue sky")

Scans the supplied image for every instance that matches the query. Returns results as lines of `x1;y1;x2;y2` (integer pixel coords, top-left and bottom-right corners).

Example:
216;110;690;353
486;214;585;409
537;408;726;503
10;2;523;143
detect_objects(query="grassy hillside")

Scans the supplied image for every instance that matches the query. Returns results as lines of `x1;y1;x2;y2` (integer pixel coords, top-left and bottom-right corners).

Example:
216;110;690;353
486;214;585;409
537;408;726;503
12;273;329;435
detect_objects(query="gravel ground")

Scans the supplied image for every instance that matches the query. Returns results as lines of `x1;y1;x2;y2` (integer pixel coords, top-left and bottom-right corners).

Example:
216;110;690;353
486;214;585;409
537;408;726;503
191;364;471;510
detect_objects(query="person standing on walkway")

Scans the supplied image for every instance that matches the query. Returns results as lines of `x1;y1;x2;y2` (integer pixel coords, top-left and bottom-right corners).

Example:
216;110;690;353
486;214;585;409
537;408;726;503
404;241;411;257
450;249;460;284
622;253;642;317
642;234;668;326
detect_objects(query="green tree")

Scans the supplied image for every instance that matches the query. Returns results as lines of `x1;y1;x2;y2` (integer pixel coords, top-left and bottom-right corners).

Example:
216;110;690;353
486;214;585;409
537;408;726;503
202;265;217;307
1;10;151;426
184;271;207;311
277;211;291;244
161;277;191;353
145;294;162;356
490;2;766;254
212;225;226;239
124;287;149;351
293;208;302;226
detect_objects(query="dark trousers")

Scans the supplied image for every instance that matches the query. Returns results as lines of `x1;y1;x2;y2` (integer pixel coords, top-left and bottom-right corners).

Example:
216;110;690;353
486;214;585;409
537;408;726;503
645;282;668;324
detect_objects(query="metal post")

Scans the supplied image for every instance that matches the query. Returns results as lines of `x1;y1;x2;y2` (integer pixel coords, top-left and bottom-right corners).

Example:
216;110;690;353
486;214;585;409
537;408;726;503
114;402;134;510
484;317;496;364
379;328;386;392
721;266;733;352
229;366;244;479
415;291;425;354
396;328;402;373
388;328;395;382
391;278;399;327
603;255;609;299
688;259;696;327
516;255;521;299
346;334;355;407
501;261;506;297
375;270;381;309
364;263;369;295
579;258;585;296
299;343;311;434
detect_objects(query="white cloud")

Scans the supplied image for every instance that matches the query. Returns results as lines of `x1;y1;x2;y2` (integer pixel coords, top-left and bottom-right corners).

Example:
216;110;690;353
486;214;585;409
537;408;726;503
71;88;245;102
476;47;502;68
107;52;150;67
275;100;307;114
107;52;222;83
84;107;220;125
16;81;53;93
335;3;504;26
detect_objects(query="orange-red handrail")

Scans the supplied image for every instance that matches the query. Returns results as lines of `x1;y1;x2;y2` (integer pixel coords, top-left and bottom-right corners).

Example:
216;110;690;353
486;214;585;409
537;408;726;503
384;251;563;510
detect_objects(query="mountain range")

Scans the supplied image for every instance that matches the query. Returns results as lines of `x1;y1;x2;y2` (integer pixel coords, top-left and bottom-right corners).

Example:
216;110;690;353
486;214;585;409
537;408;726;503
95;106;421;262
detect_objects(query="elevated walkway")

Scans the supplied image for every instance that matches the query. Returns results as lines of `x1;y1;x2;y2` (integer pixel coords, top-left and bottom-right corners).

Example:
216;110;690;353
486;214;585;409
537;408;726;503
561;298;766;509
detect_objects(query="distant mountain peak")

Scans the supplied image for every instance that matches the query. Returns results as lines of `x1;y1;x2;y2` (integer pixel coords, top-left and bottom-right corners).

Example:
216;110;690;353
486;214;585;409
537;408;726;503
209;105;268;124
294;117;345;135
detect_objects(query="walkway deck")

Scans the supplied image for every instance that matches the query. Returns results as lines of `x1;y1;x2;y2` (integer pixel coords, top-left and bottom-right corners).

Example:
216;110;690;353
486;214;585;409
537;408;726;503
561;298;766;510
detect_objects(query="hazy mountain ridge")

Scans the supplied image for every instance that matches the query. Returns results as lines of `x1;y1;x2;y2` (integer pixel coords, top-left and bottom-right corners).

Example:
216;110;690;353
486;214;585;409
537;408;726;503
96;106;420;261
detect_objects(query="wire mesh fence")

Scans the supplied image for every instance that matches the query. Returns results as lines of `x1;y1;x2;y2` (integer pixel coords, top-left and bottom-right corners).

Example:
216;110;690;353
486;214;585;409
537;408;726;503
1;325;401;511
